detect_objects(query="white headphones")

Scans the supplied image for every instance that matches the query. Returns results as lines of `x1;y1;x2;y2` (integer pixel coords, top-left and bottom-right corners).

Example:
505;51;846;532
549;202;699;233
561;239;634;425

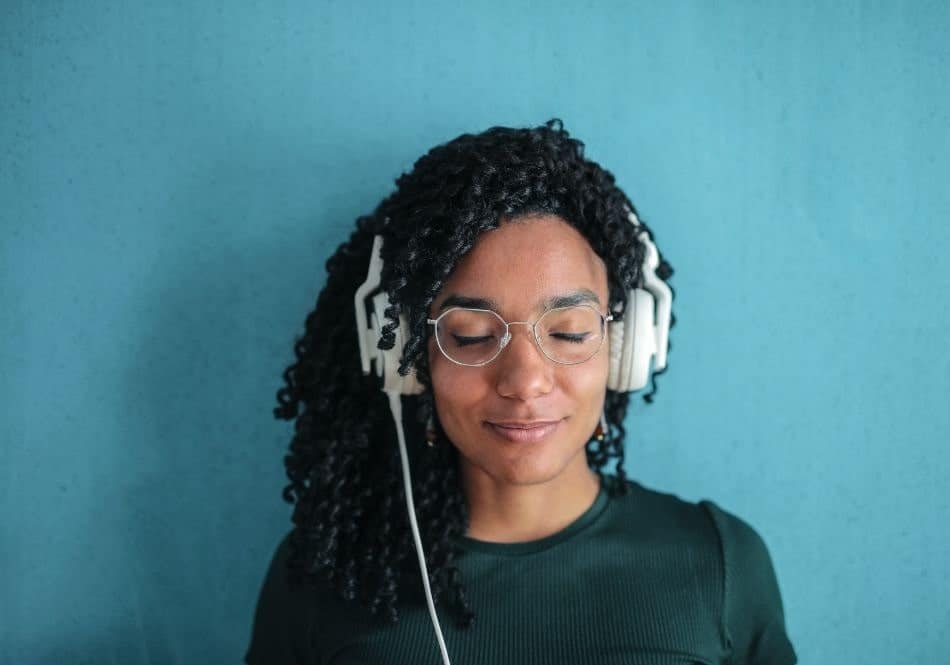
351;208;672;665
354;208;672;396
606;208;673;392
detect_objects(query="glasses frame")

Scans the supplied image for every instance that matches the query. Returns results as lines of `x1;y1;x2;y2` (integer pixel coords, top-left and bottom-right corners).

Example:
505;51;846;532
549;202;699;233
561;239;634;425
427;305;613;367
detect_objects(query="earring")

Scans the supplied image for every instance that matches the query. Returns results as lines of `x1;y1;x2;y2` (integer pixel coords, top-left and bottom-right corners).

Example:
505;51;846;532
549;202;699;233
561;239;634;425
594;413;608;441
425;414;437;448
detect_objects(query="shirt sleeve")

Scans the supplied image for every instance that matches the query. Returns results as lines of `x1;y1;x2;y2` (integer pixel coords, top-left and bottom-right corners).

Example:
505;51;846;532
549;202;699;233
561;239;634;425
701;501;798;665
244;531;317;665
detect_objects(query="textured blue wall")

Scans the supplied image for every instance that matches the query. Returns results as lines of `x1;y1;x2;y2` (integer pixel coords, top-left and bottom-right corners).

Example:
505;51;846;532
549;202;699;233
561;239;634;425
3;2;949;663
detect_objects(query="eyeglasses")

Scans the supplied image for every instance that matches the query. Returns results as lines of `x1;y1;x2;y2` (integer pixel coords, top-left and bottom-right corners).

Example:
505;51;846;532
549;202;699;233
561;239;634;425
427;305;612;367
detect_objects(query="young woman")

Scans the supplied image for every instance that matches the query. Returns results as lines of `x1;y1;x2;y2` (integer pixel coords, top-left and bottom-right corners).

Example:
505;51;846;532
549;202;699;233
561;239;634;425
245;121;796;664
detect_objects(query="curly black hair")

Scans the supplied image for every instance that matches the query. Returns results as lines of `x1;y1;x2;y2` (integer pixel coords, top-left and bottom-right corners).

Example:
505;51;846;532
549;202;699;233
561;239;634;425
273;120;676;629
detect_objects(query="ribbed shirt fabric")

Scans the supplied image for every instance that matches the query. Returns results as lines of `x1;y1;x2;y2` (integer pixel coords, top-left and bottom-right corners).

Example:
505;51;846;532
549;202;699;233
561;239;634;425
245;477;796;665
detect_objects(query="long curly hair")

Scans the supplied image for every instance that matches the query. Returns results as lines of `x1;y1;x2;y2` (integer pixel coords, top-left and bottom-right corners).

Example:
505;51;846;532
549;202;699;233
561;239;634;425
274;120;676;628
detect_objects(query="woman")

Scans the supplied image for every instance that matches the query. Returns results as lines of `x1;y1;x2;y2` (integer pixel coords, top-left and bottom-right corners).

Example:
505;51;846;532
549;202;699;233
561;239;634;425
245;120;796;664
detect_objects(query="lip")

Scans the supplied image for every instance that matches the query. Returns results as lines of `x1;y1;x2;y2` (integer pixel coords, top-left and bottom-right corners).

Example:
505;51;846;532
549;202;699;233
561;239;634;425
485;419;563;443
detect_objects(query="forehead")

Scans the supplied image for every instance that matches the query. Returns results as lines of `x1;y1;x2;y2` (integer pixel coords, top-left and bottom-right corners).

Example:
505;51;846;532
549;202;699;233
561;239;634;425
433;215;608;314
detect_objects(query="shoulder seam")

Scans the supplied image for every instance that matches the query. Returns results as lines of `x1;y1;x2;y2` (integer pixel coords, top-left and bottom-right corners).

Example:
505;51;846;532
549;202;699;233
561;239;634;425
699;501;734;663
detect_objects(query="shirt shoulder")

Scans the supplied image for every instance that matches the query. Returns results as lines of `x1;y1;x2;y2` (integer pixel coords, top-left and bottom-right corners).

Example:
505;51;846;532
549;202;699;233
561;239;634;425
606;477;723;548
698;500;798;665
244;531;318;665
605;478;796;664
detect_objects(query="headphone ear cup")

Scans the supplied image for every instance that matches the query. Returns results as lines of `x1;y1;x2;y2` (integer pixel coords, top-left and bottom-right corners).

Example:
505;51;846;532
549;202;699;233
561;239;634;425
370;293;425;395
607;289;657;392
607;317;625;391
626;289;657;392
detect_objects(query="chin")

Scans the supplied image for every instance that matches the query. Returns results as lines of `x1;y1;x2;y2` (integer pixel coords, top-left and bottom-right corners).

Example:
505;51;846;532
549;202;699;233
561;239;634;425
495;465;560;486
478;447;582;487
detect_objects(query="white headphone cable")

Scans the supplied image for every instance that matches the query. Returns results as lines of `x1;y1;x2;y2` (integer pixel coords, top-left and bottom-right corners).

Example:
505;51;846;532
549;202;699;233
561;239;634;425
386;390;453;665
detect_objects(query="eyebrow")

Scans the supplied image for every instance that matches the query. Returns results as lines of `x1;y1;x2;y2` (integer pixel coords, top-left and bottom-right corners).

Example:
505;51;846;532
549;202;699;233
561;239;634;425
437;289;602;313
544;289;602;310
438;295;499;312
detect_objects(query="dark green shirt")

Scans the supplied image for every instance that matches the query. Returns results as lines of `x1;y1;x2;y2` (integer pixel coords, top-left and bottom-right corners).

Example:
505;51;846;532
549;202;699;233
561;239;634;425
245;478;796;664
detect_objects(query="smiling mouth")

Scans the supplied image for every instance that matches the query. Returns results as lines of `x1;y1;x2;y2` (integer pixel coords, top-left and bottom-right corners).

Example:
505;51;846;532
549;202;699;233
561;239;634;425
485;419;564;443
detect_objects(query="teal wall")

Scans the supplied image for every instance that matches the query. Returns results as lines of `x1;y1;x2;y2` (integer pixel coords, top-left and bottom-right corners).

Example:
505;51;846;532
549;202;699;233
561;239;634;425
3;2;948;663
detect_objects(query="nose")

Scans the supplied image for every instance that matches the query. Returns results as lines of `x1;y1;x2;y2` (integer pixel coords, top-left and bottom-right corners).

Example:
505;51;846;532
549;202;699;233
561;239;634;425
494;324;554;400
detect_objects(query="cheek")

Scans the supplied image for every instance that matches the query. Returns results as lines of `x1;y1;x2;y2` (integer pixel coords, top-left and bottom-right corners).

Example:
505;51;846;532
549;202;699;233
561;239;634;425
562;349;610;398
428;342;482;419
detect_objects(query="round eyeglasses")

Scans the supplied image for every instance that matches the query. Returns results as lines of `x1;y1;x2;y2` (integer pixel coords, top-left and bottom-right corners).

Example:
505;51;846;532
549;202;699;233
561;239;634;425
427;305;612;367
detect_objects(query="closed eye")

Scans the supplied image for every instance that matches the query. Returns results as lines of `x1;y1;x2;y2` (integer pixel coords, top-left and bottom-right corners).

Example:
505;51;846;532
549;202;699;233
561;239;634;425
452;334;495;347
549;332;591;343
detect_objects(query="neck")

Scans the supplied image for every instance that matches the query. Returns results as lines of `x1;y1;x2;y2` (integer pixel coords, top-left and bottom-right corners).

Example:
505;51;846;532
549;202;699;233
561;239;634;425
461;458;601;543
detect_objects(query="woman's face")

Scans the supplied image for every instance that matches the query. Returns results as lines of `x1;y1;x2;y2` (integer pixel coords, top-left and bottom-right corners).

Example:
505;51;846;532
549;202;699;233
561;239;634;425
428;215;610;489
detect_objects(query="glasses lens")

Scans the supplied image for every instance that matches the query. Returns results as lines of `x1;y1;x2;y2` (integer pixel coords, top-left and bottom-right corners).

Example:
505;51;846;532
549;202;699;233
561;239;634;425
435;309;506;365
535;306;605;364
